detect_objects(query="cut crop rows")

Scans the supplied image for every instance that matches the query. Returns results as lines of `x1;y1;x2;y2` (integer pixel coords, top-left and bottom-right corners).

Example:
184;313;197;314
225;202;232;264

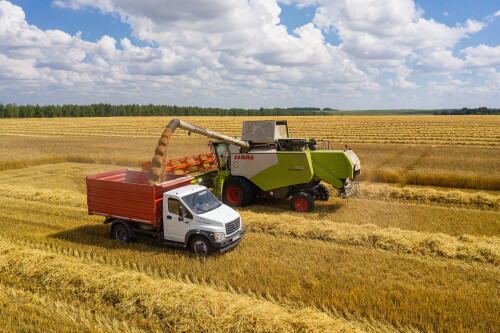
0;115;499;332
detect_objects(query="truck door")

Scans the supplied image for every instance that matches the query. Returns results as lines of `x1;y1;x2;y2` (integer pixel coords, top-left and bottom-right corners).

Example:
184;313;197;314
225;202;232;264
165;197;192;242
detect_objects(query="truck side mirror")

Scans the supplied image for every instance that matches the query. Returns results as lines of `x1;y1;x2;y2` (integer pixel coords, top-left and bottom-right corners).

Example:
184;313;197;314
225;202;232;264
178;207;185;221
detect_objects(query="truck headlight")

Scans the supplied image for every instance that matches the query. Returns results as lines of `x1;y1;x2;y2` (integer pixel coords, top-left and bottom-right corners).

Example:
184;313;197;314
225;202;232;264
214;232;226;241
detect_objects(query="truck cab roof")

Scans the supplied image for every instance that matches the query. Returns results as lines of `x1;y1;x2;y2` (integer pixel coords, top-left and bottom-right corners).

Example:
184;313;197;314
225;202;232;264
164;184;205;198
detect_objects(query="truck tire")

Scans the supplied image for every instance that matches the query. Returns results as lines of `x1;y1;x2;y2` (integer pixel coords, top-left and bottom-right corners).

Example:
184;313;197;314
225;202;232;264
313;184;330;201
222;177;253;207
112;222;133;243
290;192;315;212
189;236;213;255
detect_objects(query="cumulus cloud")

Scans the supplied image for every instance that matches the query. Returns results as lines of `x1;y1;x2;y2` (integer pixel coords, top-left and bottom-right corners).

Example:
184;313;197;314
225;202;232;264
0;0;378;106
386;69;416;90
415;49;464;74
0;0;499;108
461;45;500;68
311;0;484;67
52;0;367;77
388;75;417;89
426;74;499;102
282;0;499;106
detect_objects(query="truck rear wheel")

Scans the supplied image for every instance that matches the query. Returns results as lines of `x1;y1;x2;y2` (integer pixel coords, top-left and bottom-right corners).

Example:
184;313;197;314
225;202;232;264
222;177;253;207
290;192;315;212
189;236;213;255
112;222;132;243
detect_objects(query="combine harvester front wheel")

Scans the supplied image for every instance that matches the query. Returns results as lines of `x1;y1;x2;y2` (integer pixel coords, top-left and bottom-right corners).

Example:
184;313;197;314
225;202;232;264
222;176;254;207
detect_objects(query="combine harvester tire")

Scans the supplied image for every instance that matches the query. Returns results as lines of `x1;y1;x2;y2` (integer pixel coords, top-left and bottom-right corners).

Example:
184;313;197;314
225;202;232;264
313;184;330;201
290;192;315;212
223;177;254;207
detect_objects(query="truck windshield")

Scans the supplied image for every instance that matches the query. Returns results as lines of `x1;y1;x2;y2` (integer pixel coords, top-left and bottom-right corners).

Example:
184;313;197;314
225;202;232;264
182;190;222;214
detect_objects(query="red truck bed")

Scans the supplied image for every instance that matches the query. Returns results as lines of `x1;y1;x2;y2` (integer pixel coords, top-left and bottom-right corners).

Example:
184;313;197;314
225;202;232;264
86;169;193;228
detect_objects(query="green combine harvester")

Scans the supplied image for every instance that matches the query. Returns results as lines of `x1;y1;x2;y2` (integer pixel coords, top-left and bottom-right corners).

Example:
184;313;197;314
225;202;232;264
145;119;360;212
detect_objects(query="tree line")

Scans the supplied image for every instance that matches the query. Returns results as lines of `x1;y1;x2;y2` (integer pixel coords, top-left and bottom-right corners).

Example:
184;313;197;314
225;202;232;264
434;107;500;115
0;103;333;118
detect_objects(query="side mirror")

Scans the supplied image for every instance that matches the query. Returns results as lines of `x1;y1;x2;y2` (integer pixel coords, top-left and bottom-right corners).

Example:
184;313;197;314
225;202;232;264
178;207;185;221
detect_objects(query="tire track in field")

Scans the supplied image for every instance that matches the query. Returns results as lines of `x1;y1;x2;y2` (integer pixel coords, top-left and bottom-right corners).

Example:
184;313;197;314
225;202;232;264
0;199;495;332
404;147;433;172
0;192;498;266
241;210;499;265
358;182;499;210
375;145;414;169
0;237;400;333
371;145;434;186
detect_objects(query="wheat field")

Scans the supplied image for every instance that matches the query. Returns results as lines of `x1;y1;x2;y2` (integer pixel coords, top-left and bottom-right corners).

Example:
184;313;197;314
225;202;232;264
0;116;499;332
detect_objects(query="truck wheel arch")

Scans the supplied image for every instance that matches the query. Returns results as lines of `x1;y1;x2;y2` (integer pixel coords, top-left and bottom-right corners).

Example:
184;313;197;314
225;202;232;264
185;230;214;246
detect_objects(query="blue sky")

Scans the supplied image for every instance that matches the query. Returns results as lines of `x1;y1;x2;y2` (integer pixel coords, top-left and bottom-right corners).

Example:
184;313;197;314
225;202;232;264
9;1;151;47
0;0;499;109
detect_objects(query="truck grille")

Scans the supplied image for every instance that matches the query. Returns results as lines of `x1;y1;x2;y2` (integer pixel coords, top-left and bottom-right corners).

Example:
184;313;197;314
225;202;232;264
225;218;240;236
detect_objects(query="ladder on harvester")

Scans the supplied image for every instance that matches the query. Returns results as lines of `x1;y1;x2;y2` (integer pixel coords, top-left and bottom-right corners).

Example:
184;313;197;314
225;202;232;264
213;175;225;200
212;156;231;200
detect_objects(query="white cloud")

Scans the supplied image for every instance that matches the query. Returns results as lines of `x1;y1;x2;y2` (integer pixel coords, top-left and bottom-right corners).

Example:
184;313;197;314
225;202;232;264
0;54;39;79
53;0;113;12
95;35;116;57
386;66;417;89
278;0;319;7
311;0;484;67
0;0;378;107
415;49;464;74
461;44;500;68
426;74;500;100
0;0;498;108
51;0;369;78
387;75;417;89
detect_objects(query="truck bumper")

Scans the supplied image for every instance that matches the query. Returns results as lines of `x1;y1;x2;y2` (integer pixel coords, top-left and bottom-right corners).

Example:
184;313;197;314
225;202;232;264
213;227;246;253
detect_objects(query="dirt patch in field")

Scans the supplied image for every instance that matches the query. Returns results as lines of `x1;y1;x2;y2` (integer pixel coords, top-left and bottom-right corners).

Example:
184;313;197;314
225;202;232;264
147;127;173;185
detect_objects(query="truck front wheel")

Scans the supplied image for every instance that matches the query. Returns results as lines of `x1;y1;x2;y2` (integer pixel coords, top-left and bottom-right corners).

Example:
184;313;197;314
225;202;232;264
189;236;213;255
112;222;132;243
290;192;315;212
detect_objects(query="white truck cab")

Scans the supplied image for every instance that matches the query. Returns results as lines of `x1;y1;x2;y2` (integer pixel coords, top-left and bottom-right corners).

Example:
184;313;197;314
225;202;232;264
163;185;246;255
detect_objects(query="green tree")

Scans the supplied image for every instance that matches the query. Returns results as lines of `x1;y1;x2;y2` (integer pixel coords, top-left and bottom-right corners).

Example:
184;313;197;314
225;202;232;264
5;104;17;118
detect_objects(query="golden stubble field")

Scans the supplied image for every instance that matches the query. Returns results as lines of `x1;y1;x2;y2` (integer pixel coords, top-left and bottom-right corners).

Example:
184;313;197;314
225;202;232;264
0;115;499;332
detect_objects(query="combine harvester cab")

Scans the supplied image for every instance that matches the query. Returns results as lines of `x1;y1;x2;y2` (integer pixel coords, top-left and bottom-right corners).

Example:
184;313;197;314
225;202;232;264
144;119;361;213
